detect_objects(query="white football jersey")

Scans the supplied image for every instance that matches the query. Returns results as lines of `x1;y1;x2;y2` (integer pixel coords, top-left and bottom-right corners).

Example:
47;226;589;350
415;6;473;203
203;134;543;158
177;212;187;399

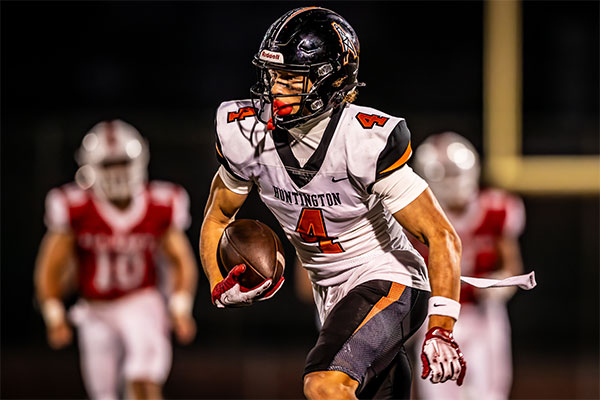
215;100;430;290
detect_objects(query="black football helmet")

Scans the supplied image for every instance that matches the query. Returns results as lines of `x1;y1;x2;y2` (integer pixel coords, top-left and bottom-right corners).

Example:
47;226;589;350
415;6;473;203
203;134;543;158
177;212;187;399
251;7;363;129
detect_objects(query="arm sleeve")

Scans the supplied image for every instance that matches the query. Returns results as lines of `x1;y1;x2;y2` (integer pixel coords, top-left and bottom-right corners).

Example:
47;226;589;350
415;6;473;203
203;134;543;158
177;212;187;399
44;189;71;232
217;165;254;195
372;165;429;214
171;186;192;231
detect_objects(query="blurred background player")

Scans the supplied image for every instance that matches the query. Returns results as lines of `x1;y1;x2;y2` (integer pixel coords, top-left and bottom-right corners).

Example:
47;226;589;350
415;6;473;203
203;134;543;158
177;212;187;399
34;120;199;400
410;131;525;400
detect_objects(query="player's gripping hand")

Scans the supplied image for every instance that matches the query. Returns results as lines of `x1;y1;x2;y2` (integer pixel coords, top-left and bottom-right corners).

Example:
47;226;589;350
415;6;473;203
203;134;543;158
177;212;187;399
421;326;467;386
211;264;272;308
259;274;285;301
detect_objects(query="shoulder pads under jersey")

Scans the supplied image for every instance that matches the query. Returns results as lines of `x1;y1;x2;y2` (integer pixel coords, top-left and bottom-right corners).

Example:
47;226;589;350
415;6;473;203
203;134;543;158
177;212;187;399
214;100;267;182
479;189;526;237
44;183;89;232
148;181;191;230
342;104;411;188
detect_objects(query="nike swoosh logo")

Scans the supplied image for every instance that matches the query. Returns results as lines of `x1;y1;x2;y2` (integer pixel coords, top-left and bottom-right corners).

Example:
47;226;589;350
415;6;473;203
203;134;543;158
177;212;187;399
331;177;348;183
433;303;446;307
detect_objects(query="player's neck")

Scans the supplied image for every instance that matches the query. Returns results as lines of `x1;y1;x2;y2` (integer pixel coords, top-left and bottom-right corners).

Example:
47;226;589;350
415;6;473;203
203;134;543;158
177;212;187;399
288;109;332;142
110;198;132;210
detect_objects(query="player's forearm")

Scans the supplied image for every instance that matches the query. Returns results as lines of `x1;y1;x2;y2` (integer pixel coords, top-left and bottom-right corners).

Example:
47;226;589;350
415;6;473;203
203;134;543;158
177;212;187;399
156;229;198;319
34;235;74;328
34;257;68;329
199;214;231;291
498;236;524;276
200;174;248;292
165;230;199;295
34;233;72;302
35;265;63;302
427;231;461;298
169;261;197;319
169;257;198;318
426;229;462;330
173;260;198;295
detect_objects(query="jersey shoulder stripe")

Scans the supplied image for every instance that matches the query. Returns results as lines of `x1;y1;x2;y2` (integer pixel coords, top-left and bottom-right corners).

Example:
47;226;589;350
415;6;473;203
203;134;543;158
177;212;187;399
148;181;191;230
375;119;412;179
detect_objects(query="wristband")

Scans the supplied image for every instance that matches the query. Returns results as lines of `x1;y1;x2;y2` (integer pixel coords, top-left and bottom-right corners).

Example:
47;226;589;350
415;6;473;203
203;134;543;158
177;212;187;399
41;298;66;328
427;296;461;320
169;291;193;317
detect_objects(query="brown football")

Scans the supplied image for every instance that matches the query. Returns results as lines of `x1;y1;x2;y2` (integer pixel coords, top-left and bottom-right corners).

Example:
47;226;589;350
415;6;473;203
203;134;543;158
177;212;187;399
217;219;285;297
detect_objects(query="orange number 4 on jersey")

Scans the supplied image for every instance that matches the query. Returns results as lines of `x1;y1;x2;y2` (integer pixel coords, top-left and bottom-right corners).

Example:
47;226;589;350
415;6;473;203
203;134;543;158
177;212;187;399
295;208;344;254
227;107;256;123
355;112;389;129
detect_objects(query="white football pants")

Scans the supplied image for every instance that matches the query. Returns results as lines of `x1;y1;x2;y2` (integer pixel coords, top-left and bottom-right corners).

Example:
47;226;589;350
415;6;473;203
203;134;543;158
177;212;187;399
70;288;172;400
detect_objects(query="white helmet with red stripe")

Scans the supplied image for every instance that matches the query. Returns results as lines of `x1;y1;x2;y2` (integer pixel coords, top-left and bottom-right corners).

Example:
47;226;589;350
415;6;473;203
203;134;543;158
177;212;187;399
75;120;149;201
413;131;480;209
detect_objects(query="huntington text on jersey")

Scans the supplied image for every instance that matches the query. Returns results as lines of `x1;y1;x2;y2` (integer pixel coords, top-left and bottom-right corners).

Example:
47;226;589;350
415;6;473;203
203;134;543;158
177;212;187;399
272;185;342;207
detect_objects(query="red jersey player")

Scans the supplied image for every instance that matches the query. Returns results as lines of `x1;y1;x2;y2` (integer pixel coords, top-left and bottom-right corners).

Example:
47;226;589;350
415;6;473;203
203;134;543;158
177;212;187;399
34;120;198;400
411;132;525;400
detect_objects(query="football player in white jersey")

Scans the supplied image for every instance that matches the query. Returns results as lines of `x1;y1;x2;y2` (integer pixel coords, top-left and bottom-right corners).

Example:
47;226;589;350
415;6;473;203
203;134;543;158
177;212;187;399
200;7;466;399
34;120;199;400
411;132;525;400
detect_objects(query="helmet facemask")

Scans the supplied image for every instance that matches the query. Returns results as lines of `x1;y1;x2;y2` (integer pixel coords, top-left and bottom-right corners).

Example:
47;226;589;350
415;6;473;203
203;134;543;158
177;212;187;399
75;120;149;204
96;158;146;202
251;60;347;129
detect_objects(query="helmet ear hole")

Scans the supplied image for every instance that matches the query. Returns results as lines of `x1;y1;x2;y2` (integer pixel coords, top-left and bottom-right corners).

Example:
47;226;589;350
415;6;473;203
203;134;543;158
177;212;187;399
310;99;324;111
317;64;334;77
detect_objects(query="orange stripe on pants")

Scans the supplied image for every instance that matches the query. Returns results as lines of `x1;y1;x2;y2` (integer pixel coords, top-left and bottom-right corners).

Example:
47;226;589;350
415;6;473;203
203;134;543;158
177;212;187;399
353;282;406;334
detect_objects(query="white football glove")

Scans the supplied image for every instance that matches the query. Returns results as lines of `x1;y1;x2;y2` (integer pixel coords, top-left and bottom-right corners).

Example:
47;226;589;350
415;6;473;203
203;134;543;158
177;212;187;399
421;326;467;385
211;264;273;308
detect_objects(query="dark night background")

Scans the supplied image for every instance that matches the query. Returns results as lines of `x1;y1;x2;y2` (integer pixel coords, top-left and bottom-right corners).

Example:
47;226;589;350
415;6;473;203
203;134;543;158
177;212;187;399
1;1;598;399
